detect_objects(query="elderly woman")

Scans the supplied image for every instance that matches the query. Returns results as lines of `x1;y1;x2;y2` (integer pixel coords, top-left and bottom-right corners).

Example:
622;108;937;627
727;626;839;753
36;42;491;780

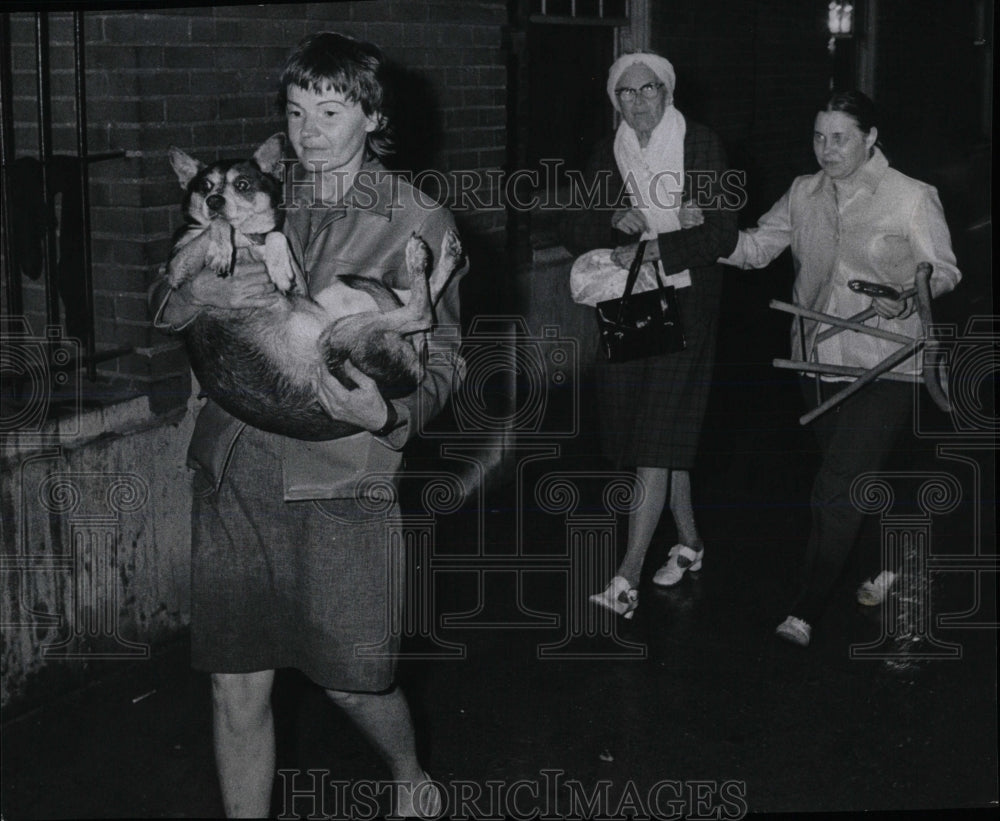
718;91;960;647
149;33;464;817
566;52;738;618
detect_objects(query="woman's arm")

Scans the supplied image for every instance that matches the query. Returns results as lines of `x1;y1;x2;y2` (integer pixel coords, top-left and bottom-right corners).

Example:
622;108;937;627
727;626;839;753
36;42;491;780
909;185;961;298
869;185;962;319
720;189;794;270
149;271;199;332
147;230;281;332
653;126;739;274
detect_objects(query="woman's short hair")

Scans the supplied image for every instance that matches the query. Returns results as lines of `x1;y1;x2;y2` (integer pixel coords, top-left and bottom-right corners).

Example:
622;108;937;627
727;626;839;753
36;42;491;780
277;31;393;158
824;90;880;157
824;90;878;135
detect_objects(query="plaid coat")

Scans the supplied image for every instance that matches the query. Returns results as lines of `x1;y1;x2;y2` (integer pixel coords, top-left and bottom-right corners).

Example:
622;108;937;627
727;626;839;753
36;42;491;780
564;120;739;468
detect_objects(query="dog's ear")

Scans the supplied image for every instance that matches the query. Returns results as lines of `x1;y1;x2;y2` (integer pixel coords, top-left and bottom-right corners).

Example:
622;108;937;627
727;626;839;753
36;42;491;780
169;147;203;188
253;133;286;177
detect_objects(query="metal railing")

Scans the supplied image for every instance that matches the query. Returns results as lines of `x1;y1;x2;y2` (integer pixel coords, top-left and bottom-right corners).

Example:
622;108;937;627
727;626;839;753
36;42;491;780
1;10;130;384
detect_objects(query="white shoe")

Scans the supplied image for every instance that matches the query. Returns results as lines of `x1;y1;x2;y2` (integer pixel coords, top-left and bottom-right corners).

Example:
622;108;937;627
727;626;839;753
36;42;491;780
589;576;639;619
652;544;703;587
857;570;898;606
775;615;812;647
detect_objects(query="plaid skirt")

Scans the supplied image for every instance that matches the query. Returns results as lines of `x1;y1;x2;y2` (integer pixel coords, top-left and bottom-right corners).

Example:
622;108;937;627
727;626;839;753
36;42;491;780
596;268;722;470
190;425;403;692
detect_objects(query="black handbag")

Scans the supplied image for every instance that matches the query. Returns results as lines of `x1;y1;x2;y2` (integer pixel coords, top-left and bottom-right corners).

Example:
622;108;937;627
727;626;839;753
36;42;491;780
595;240;687;363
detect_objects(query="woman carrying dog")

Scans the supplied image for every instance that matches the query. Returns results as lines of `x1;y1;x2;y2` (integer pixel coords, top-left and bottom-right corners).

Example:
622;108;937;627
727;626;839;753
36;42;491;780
714;90;961;647
565;52;737;619
150;33;465;817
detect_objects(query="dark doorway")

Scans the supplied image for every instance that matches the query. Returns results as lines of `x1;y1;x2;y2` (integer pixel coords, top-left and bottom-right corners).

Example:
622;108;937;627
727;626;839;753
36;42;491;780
525;22;616;194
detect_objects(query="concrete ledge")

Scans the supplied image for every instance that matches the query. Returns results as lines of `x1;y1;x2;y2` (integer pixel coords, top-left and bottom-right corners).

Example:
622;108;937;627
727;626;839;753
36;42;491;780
1;389;198;709
1;392;190;462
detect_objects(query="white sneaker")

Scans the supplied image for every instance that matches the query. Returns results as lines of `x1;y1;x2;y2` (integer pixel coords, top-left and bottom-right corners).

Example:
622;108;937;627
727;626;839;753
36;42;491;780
651;544;703;587
775;615;812;647
589;576;639;619
856;570;898;606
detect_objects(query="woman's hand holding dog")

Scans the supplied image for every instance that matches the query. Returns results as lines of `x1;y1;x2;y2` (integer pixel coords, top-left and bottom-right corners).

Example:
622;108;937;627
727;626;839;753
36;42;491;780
314;360;393;433
188;261;282;310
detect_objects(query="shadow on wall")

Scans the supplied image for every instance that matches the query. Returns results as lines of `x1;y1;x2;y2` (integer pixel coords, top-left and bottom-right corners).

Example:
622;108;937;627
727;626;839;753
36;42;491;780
377;61;526;508
382;61;444;177
379;59;513;324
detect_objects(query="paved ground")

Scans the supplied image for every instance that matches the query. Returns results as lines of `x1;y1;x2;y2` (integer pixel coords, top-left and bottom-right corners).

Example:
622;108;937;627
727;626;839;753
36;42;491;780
3;272;996;819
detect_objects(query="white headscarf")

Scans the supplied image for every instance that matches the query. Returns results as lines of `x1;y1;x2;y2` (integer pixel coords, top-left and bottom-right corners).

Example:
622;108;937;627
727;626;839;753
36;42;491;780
609;53;687;255
606;52;676;111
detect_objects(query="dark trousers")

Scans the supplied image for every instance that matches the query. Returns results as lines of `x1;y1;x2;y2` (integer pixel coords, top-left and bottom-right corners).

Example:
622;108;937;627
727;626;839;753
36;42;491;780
789;377;914;624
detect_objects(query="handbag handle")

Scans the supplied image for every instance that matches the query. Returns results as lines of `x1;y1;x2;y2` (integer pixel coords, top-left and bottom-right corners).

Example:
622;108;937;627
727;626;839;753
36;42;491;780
616;240;666;323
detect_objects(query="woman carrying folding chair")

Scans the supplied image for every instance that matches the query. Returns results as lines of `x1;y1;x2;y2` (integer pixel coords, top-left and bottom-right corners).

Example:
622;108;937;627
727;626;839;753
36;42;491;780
713;90;961;647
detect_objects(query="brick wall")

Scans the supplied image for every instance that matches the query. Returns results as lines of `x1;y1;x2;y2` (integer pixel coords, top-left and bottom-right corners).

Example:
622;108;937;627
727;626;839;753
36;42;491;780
9;1;985;404
6;1;508;403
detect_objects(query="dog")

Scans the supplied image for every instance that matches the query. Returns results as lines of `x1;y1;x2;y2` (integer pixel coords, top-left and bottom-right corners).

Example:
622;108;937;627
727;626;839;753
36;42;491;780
166;134;462;440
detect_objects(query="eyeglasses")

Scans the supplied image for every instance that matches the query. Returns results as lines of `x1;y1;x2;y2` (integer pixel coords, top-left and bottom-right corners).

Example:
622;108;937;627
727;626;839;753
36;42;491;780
614;82;664;103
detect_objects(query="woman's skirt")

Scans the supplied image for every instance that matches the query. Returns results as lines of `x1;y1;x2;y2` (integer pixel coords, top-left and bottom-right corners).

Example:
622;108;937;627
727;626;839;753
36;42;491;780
596;270;722;470
190;425;402;692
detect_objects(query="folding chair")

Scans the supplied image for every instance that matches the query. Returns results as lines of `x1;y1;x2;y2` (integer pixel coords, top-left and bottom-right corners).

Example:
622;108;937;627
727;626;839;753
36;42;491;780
770;262;951;425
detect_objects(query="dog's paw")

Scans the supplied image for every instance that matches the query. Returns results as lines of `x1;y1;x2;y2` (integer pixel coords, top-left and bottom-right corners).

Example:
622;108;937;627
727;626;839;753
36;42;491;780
267;271;295;293
405;234;430;280
206;221;235;276
263;233;295;293
206;246;228;275
440;229;463;269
